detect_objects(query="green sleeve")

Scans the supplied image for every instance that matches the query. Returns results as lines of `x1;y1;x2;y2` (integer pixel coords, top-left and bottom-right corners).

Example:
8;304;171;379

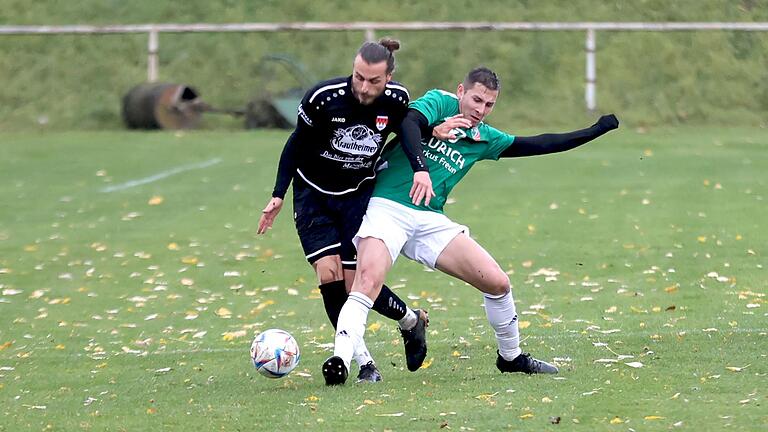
408;89;460;125
482;124;516;161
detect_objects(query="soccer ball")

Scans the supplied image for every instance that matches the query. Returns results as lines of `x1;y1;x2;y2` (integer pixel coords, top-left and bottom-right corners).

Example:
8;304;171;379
250;328;300;379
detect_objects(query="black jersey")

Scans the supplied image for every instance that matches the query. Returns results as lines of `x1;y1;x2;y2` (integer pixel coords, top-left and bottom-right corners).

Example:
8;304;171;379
273;76;411;197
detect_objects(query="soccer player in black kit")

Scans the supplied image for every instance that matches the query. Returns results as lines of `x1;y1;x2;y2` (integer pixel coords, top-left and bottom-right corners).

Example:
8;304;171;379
257;39;433;383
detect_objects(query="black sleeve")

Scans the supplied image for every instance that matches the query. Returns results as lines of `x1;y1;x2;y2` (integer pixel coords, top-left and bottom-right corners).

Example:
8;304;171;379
272;87;320;199
271;129;300;199
501;114;619;158
398;109;430;172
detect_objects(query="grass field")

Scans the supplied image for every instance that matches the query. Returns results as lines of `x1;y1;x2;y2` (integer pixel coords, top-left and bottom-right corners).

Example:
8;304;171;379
0;127;766;431
3;1;768;130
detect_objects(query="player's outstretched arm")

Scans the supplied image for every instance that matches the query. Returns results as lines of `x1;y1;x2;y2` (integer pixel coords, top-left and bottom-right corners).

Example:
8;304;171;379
501;114;619;158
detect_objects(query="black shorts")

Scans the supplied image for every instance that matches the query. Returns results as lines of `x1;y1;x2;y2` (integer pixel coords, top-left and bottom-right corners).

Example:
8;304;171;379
292;177;374;269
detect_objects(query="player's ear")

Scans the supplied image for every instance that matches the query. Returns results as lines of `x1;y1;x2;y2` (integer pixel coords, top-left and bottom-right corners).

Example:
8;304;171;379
385;72;393;82
456;83;465;98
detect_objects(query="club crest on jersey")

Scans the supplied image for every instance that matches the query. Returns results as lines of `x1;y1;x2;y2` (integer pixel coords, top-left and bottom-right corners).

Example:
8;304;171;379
375;115;388;131
471;127;481;141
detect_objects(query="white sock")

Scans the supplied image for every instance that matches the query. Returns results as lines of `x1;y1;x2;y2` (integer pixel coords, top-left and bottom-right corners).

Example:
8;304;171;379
397;308;418;331
333;292;373;371
484;292;522;361
354;343;374;367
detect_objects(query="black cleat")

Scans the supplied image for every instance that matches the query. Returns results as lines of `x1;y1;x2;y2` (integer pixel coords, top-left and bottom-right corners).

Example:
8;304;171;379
356;361;383;383
400;309;429;372
322;356;349;385
496;351;559;375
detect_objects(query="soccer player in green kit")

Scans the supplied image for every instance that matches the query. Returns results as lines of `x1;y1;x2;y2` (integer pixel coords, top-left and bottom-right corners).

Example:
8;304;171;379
323;67;619;385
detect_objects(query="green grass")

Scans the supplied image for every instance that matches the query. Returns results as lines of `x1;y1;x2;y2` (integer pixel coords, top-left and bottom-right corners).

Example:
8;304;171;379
0;128;766;431
2;0;768;130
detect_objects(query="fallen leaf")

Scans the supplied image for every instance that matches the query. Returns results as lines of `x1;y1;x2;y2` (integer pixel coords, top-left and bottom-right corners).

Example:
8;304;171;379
255;300;275;311
419;358;433;369
222;330;246;341
215;307;232;318
148;196;164;205
624;362;644;368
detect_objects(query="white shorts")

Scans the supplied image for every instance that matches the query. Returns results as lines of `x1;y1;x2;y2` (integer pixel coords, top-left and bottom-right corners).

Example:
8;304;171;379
353;197;469;268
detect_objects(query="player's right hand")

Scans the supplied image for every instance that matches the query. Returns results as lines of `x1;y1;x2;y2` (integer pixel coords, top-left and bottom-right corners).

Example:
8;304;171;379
409;171;435;207
258;197;283;234
432;114;472;141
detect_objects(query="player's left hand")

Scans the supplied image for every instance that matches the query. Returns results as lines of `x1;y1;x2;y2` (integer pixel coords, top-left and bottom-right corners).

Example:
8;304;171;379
596;114;619;131
410;171;435;207
433;114;472;141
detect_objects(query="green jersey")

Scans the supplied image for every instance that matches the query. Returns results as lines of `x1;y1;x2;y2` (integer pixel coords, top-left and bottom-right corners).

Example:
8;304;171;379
373;89;516;213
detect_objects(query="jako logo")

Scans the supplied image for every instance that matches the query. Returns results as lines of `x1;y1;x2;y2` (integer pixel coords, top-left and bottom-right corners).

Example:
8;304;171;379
331;117;346;123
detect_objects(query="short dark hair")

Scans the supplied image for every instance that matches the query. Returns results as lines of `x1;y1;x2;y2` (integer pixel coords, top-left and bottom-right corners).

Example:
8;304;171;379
463;67;500;91
357;37;400;74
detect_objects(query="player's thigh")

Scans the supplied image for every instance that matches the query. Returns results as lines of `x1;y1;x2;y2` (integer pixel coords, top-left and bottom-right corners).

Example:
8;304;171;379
333;185;373;271
351;237;393;299
354;198;412;271
293;181;343;281
434;233;510;296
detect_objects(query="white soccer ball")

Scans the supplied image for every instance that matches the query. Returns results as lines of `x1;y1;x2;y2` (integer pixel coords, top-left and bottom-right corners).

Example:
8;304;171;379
250;328;300;379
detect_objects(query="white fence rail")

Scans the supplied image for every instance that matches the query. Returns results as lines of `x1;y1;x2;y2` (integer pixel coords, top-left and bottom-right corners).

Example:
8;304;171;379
3;22;768;111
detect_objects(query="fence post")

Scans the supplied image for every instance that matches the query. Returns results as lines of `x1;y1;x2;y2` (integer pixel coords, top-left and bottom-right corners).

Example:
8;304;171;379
365;28;375;42
148;29;159;82
585;28;596;112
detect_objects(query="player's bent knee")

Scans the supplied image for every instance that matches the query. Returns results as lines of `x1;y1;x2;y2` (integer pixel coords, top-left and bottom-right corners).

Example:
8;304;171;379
317;270;342;285
485;272;511;296
314;257;343;284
